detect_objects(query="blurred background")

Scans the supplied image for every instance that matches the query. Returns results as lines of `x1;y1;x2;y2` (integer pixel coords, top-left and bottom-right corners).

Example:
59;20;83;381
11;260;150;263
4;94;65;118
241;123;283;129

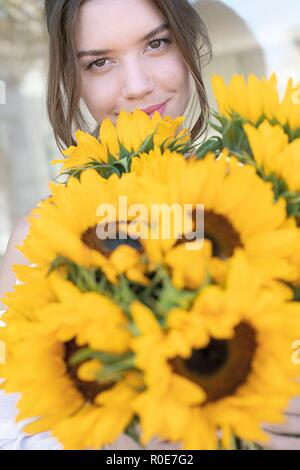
0;0;300;263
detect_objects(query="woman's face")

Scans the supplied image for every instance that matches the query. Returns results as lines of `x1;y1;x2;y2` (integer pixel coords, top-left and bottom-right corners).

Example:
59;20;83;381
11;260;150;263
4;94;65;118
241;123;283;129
75;0;192;125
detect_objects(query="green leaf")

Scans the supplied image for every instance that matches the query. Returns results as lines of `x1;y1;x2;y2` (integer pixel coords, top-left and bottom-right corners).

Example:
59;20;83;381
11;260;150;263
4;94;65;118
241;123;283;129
118;141;132;160
137;132;155;153
223;118;251;155
113;157;130;174
210;110;228;127
98;164;121;179
95;353;136;382
68;347;94;366
195;136;223;160
293;287;300;301
290;127;300;141
112;275;138;317
108;152;119;164
125;416;143;447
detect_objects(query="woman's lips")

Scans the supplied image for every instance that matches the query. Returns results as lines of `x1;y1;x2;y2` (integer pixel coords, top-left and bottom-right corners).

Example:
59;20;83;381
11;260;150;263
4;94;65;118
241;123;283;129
115;100;169;118
143;101;168;118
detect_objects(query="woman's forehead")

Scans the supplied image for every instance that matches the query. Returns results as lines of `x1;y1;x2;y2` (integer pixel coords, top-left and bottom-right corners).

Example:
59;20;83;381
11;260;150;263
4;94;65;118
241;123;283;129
75;0;167;50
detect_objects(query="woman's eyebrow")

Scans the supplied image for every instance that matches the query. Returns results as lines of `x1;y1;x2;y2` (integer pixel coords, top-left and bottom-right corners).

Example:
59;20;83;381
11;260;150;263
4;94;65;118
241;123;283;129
77;22;170;59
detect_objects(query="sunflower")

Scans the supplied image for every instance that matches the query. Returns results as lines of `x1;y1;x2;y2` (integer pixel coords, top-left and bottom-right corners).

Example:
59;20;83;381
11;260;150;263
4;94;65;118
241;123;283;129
20;154;215;289
0;264;55;322
52;130;110;171
130;250;300;449
131;148;299;284
21;147;300;290
52;109;191;177
275;77;300;132
164;239;213;290
19;169;152;285
212;73;300;132
0;269;142;450
211;73;280;125
244;120;300;193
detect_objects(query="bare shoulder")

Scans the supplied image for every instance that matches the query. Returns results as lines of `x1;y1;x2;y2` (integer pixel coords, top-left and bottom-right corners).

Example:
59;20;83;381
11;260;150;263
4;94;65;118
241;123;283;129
0;212;32;309
7;213;31;246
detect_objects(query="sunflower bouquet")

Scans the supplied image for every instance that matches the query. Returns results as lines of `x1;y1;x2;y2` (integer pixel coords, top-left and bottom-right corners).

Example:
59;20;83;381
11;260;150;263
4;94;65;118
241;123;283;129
199;73;300;284
52;110;193;180
1;89;300;450
201;74;300;214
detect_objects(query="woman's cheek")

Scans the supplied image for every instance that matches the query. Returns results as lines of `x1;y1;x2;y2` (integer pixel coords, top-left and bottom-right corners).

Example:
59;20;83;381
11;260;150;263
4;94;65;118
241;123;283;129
155;54;189;90
82;76;118;123
172;54;191;89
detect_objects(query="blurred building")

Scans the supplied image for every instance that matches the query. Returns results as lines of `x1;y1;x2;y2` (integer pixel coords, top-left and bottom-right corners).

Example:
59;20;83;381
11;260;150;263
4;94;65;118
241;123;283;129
0;0;300;262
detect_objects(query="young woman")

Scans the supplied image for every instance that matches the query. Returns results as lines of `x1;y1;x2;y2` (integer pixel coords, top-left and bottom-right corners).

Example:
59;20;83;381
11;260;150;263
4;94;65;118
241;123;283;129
0;0;298;450
0;0;211;311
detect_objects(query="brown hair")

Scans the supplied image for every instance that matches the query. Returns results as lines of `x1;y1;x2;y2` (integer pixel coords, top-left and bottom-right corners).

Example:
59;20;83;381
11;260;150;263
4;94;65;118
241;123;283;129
44;0;212;153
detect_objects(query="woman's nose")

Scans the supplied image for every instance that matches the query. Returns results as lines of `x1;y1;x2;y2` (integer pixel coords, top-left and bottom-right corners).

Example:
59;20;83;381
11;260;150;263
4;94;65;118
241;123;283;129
120;57;155;100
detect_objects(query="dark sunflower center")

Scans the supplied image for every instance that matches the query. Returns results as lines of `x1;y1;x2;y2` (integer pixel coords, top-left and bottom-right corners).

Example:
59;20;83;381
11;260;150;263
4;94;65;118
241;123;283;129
204;210;243;258
64;339;114;404
168;322;257;403
81;223;143;257
185;339;228;375
175;209;242;259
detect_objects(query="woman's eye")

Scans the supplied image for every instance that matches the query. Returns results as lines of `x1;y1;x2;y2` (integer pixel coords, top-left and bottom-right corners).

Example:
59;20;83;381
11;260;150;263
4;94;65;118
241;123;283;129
85;36;171;71
85;58;108;71
148;36;171;51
